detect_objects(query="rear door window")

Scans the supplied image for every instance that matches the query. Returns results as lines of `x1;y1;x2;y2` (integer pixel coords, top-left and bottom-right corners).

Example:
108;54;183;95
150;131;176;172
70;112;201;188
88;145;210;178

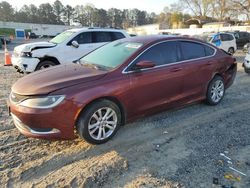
93;32;112;43
180;41;206;60
220;34;234;41
133;41;179;67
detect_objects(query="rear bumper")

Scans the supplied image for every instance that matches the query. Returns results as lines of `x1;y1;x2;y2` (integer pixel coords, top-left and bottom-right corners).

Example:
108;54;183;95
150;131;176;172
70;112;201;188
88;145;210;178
224;63;237;89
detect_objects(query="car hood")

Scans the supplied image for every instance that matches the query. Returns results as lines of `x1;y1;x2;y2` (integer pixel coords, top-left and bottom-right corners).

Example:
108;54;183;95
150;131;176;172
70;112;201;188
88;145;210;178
14;41;56;53
12;64;107;95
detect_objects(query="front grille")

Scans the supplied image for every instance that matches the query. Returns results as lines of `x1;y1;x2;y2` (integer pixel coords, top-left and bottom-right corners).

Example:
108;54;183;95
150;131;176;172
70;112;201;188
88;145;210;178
10;92;28;103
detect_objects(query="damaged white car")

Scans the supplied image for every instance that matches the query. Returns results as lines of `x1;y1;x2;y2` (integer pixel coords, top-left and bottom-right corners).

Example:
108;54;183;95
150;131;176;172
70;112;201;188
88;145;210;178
12;28;130;73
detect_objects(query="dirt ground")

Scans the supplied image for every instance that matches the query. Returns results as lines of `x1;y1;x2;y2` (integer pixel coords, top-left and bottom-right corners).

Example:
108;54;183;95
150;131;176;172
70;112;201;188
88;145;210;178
0;50;250;188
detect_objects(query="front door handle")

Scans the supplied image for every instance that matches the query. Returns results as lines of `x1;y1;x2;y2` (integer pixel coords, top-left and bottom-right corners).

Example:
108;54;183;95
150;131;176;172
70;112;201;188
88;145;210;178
170;67;182;72
206;61;215;66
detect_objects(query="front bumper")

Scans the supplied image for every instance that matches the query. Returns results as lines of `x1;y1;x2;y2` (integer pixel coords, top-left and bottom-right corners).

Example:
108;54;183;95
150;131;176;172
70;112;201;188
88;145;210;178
243;54;250;69
11;55;39;73
8;98;80;140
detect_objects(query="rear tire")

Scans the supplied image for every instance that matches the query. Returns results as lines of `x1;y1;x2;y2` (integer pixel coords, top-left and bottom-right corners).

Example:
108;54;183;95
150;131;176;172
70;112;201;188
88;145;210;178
77;100;122;144
35;60;56;71
244;67;250;74
206;76;225;106
228;47;235;54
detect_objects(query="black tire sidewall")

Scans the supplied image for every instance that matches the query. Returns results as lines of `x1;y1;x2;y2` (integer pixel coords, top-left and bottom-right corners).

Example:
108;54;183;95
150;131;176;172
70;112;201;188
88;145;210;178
77;100;122;144
206;76;225;105
35;60;56;71
228;47;234;54
244;67;250;74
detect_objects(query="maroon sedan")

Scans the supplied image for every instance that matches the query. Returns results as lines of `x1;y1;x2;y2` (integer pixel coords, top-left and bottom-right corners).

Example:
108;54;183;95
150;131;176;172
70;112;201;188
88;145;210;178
8;36;237;144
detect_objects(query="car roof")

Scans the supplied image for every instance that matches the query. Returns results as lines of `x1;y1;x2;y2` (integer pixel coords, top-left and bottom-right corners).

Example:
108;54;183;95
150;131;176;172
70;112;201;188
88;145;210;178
67;27;127;33
120;35;205;45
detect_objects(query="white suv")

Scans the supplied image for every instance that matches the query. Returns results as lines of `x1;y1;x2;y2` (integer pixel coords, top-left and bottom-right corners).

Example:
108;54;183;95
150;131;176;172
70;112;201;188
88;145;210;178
12;28;130;73
208;32;237;54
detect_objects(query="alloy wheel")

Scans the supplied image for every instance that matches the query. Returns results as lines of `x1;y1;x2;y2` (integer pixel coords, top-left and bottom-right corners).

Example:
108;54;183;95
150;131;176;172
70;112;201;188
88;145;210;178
88;107;118;140
210;80;224;103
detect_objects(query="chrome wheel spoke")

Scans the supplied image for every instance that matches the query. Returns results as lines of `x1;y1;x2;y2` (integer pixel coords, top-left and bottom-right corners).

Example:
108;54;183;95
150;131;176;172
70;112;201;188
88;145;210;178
106;120;116;125
211;80;224;103
103;108;111;119
105;124;115;130
97;109;103;119
92;113;99;121
88;107;118;141
89;122;100;130
90;126;99;134
97;127;102;140
102;128;106;138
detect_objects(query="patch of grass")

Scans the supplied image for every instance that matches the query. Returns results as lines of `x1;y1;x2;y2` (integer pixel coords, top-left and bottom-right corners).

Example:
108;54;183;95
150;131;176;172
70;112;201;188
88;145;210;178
0;28;31;37
0;28;15;36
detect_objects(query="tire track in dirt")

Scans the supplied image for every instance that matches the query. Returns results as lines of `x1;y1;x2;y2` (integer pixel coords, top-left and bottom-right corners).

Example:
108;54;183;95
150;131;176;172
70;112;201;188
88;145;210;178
11;99;250;187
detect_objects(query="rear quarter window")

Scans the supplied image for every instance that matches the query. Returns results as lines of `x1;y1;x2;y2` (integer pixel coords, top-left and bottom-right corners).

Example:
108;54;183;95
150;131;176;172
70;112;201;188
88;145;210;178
204;45;215;56
112;32;125;41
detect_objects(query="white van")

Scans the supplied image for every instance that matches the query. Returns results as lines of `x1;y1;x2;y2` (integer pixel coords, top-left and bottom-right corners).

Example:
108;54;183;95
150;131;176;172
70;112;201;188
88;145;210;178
208;33;237;54
12;28;130;73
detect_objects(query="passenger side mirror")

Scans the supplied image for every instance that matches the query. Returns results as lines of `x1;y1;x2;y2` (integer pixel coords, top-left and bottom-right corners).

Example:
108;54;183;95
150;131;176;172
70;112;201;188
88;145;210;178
134;60;155;70
71;40;79;48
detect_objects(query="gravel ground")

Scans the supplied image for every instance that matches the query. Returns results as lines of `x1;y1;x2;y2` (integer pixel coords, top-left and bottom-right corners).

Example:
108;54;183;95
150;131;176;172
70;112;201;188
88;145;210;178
0;50;250;188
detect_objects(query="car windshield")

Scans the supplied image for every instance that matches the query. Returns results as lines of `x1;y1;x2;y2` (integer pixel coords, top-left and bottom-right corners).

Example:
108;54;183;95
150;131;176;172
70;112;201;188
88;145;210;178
50;31;75;44
79;41;143;70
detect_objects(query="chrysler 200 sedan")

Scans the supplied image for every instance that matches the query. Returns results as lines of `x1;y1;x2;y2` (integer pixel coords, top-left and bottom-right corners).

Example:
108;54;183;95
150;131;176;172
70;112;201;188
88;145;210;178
8;36;237;144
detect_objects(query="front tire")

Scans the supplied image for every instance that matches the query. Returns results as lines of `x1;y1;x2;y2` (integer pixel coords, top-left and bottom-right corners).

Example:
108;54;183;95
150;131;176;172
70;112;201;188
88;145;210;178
77;100;122;144
244;67;250;74
206;76;225;105
35;60;56;71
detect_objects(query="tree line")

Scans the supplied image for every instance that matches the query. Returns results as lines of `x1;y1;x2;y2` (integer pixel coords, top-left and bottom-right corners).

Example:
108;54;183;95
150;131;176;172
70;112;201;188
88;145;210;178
0;0;249;29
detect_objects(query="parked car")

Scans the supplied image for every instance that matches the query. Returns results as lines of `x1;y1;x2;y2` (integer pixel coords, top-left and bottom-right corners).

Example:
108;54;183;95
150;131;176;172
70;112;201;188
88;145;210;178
208;32;236;54
8;36;237;144
229;31;250;48
27;32;38;39
0;35;11;45
243;42;250;53
243;48;250;73
12;28;130;73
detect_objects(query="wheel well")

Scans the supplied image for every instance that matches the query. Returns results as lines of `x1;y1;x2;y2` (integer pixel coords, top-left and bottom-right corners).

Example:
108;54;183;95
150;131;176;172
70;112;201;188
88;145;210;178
39;56;60;65
75;97;126;127
207;73;223;90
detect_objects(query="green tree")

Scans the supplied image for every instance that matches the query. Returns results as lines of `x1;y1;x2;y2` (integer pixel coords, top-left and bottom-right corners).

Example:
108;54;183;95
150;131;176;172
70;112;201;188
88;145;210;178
38;3;57;24
93;8;108;27
108;8;123;28
181;0;213;17
0;1;14;21
53;0;64;24
63;5;74;25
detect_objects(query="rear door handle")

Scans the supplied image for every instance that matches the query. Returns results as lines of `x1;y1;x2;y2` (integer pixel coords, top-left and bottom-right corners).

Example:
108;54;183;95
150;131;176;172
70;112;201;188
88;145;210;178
206;61;214;66
170;67;182;72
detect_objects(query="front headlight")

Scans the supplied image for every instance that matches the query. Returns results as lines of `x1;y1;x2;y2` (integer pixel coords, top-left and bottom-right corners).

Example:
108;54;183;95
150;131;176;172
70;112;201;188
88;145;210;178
19;95;65;109
20;52;32;57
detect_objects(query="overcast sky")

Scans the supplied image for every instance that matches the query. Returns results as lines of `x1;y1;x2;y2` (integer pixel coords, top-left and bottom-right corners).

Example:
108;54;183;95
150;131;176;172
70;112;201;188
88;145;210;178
5;0;176;13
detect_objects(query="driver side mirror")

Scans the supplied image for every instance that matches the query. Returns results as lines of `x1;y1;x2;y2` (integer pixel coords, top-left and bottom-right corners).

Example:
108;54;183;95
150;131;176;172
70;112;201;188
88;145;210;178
71;40;79;48
134;60;155;70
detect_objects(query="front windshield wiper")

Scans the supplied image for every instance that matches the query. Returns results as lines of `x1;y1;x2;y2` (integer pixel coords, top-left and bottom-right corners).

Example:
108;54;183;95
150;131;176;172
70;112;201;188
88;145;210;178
92;63;112;71
80;61;111;71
